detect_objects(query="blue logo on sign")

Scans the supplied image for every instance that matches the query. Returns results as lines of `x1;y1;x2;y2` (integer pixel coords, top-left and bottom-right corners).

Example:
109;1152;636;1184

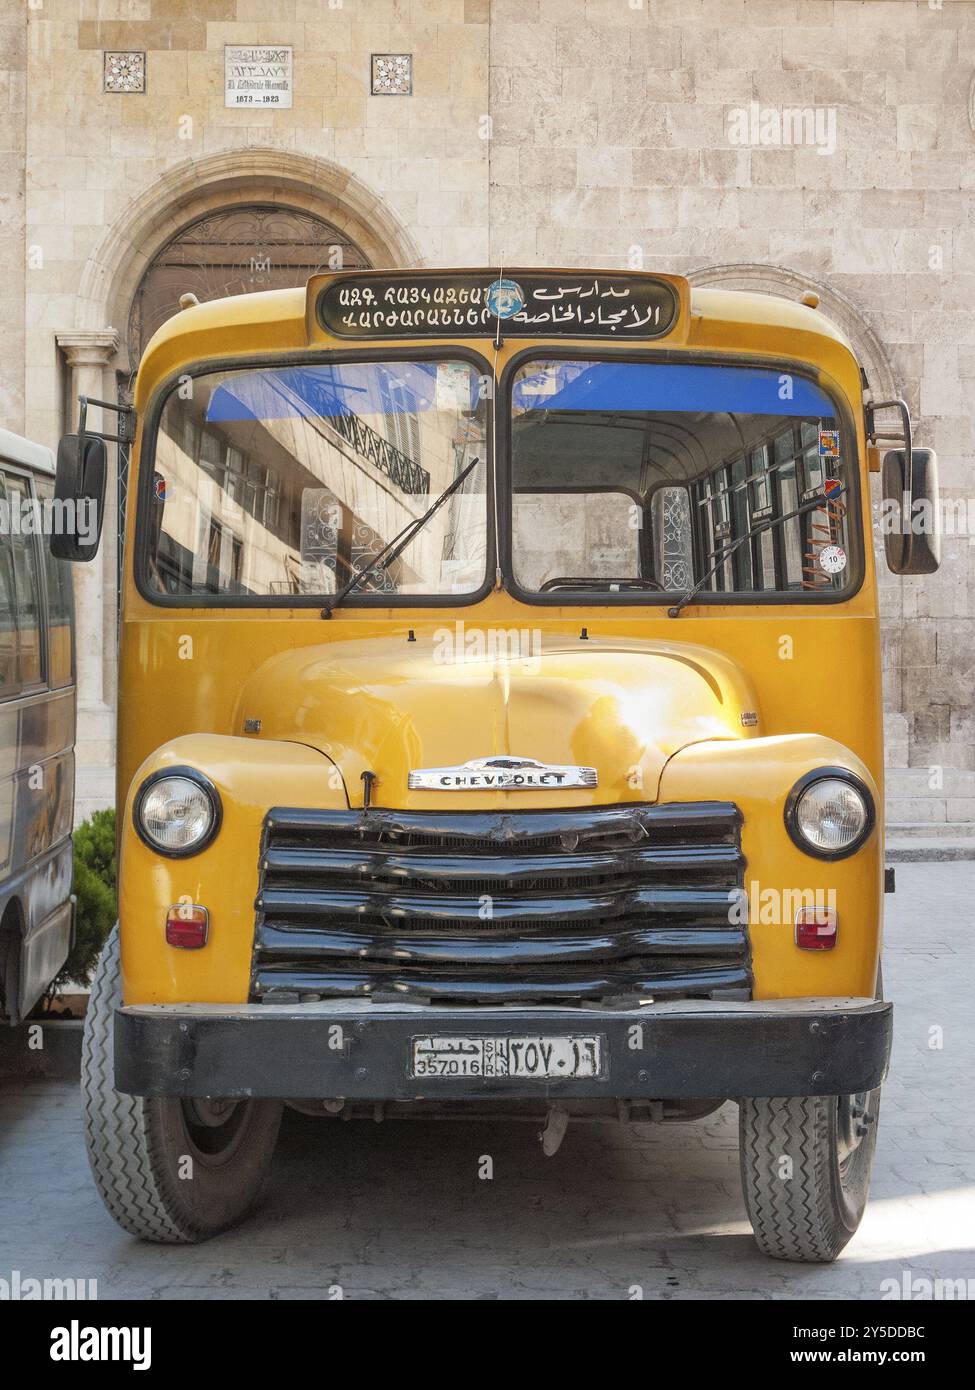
486;278;525;319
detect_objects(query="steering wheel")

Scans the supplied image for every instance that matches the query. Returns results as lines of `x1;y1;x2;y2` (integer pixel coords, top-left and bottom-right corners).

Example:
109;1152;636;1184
539;576;666;593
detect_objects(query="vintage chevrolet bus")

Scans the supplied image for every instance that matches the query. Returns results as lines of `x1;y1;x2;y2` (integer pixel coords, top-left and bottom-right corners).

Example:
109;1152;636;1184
54;268;938;1259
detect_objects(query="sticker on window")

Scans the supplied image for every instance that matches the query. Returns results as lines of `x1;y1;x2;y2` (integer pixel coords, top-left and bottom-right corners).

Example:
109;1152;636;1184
818;428;840;458
818;543;847;575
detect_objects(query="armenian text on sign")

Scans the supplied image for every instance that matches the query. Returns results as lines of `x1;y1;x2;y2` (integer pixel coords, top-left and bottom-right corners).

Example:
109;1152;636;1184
318;273;682;340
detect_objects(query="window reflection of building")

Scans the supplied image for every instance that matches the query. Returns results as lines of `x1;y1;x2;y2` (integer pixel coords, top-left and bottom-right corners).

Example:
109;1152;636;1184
150;362;486;599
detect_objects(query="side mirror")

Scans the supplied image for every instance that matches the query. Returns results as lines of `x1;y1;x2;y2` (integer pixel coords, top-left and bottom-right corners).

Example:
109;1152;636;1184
881;448;940;576
50;433;107;562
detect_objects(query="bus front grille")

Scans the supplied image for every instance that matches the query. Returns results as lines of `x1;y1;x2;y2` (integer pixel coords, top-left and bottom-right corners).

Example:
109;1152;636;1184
251;803;749;1007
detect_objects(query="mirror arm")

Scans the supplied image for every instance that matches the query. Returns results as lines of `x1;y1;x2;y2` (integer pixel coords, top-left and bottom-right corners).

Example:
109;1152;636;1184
866;397;913;492
76;394;136;454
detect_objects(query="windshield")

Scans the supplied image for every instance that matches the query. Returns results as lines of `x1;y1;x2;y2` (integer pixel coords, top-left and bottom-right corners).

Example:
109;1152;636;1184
144;359;488;600
510;359;856;600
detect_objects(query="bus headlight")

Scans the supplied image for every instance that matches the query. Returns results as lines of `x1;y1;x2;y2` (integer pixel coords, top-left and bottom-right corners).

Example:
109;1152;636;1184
134;769;222;857
785;770;874;860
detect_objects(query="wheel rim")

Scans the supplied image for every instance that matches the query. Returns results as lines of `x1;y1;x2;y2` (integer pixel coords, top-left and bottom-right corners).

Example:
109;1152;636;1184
836;1089;875;1172
180;1098;250;1159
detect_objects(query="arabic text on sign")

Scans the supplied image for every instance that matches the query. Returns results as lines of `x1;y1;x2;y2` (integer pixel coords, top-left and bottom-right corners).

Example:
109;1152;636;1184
319;274;680;340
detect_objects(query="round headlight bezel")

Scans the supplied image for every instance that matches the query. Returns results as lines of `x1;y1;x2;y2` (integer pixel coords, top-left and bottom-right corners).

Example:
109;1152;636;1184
133;767;222;859
784;767;875;861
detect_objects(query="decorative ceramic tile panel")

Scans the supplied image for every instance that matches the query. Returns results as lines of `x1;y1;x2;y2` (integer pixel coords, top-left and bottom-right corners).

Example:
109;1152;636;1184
104;52;146;94
371;54;412;96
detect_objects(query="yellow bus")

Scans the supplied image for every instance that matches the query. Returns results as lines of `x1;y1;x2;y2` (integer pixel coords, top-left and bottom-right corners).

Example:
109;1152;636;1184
0;427;75;1024
57;269;938;1259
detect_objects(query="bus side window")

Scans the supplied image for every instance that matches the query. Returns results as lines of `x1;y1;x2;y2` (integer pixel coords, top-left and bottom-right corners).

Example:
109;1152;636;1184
34;477;74;689
0;478;17;697
2;473;43;687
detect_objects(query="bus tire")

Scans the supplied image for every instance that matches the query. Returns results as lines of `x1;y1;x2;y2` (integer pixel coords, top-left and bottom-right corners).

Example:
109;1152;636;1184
738;1088;880;1263
81;925;282;1244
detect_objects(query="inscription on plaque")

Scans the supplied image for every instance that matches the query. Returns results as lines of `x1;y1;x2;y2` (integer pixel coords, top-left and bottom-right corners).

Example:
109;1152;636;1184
225;46;293;109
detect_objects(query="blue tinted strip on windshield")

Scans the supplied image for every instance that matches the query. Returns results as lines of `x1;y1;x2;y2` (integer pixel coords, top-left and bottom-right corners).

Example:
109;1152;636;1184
513;362;835;417
205;361;477;422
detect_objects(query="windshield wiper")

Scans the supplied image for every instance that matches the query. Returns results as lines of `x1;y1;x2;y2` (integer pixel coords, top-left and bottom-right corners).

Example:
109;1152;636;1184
667;485;847;618
321;457;480;618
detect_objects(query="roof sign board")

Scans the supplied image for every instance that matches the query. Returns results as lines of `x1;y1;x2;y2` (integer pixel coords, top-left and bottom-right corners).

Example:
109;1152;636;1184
316;272;683;340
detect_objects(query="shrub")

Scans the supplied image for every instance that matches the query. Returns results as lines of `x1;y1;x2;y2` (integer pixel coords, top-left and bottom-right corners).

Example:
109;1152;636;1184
46;808;117;1000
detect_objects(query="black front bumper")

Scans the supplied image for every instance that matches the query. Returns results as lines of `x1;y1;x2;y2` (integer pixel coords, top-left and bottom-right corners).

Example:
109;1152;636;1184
115;996;892;1101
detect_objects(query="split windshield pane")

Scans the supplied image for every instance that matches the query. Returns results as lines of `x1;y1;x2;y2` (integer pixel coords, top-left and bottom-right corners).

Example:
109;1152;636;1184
145;360;488;600
510;359;854;599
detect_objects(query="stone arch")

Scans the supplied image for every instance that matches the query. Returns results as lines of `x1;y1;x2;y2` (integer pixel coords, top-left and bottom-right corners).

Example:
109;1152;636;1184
687;261;898;402
75;147;423;374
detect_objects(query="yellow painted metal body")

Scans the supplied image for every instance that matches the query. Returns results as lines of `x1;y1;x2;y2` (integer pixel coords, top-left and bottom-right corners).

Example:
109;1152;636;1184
117;271;883;1007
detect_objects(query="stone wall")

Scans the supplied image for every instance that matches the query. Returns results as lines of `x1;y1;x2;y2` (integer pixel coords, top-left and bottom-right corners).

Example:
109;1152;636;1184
0;8;26;434
486;0;975;773
5;0;974;794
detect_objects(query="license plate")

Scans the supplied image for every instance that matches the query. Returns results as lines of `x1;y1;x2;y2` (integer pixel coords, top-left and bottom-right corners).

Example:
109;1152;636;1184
410;1034;604;1080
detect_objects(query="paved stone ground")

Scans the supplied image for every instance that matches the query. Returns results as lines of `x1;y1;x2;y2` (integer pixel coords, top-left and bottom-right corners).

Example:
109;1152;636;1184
1;864;973;1301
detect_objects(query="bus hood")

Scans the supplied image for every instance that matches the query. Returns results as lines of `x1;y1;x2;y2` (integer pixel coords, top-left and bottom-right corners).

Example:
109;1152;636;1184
233;632;762;808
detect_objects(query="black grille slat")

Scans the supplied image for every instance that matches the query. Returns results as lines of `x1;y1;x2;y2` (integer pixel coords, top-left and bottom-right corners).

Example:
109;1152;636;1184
251;963;752;1005
256;921;748;964
256;885;737;927
252;803;749;1007
264;802;741;849
261;843;742;889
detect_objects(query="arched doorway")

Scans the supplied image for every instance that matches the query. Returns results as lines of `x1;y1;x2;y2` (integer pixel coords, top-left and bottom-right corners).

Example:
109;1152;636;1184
126;204;372;366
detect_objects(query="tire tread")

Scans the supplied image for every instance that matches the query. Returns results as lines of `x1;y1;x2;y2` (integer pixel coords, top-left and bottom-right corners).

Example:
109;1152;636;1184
81;927;195;1243
739;1095;851;1264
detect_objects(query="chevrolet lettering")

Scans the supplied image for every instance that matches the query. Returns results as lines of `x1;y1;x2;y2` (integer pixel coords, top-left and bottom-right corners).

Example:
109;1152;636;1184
408;756;598;791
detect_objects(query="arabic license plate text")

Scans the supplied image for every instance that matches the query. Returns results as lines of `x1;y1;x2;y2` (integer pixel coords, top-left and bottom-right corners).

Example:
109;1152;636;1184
410;1034;603;1080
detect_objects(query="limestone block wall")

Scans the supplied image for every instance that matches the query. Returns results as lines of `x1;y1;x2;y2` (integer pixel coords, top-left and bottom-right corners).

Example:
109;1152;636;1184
485;0;975;773
0;10;26;435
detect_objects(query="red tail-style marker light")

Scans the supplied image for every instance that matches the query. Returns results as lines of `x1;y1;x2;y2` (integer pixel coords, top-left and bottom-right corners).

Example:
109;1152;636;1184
165;904;209;949
795;906;837;951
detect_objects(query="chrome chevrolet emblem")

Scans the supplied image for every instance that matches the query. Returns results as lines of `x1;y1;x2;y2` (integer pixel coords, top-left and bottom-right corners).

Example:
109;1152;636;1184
408;755;597;791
